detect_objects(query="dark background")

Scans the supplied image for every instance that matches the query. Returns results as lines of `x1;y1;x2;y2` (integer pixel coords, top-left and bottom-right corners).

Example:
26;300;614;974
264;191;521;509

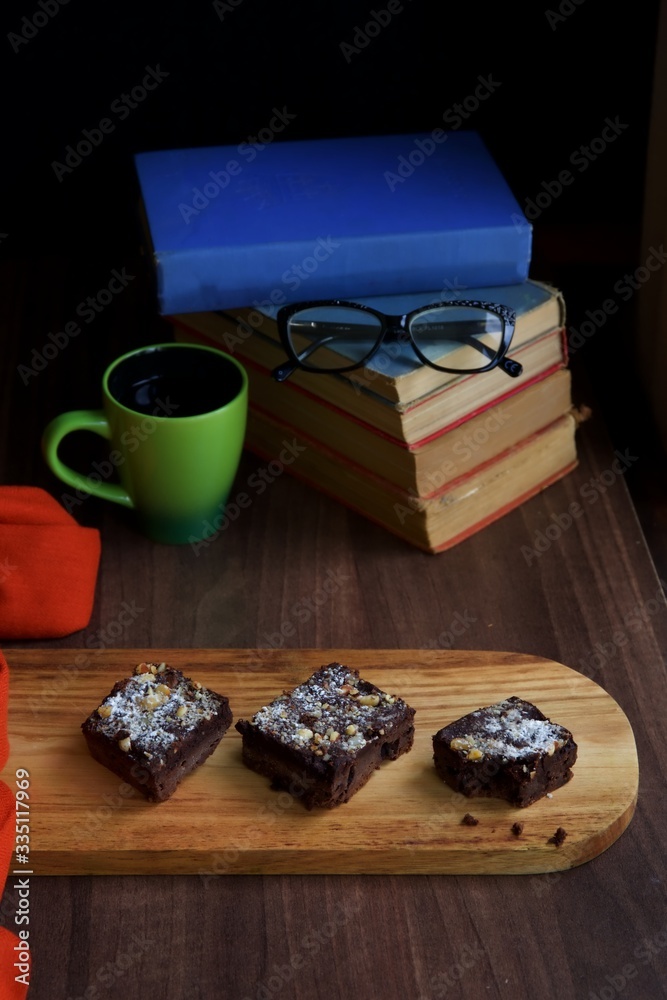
1;0;660;260
1;0;664;514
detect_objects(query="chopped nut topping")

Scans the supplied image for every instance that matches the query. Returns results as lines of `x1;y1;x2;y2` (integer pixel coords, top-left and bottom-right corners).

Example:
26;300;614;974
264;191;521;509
193;681;202;689
135;663;151;675
357;694;380;707
140;692;168;712
467;748;483;761
450;737;471;751
118;736;131;752
97;705;112;718
329;731;340;742
149;664;158;674
157;662;167;672
176;705;187;719
345;724;358;736
383;694;396;704
297;728;314;740
156;683;171;697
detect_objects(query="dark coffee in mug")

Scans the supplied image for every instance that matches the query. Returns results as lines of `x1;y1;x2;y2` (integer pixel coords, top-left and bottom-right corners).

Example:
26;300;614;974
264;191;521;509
42;342;248;543
107;345;244;417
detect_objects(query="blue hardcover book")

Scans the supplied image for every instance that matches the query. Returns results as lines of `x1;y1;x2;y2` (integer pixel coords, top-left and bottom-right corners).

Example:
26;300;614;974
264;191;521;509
134;131;532;315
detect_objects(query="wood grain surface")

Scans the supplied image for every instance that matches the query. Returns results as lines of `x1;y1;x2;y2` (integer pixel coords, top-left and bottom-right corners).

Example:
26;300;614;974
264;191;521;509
3;648;638;875
2;257;667;1000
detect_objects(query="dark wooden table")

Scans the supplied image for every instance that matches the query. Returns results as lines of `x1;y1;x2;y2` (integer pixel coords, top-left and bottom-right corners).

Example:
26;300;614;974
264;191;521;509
2;257;667;1000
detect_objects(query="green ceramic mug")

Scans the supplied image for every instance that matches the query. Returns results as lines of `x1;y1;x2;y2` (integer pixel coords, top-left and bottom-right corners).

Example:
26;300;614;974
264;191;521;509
42;342;248;544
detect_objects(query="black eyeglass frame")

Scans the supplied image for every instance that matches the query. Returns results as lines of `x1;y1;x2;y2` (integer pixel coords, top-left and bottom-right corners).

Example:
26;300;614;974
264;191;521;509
271;298;521;382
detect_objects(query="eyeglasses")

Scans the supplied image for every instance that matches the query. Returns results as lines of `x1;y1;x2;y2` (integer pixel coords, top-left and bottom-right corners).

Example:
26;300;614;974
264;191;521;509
271;299;522;383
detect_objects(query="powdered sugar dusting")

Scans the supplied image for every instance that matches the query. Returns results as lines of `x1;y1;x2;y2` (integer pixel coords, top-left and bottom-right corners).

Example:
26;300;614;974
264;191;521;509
448;698;571;762
91;666;222;757
250;663;409;757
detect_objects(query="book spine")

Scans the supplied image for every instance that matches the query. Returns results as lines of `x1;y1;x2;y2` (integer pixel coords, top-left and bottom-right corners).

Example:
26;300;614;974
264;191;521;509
156;230;532;315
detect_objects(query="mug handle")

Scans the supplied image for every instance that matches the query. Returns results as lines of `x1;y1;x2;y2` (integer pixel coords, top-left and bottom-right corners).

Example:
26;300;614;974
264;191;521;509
41;409;134;508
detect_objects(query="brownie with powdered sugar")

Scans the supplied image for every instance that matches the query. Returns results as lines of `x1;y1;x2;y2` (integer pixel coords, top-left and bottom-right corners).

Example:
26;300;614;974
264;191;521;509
235;662;415;809
81;661;233;802
432;696;577;807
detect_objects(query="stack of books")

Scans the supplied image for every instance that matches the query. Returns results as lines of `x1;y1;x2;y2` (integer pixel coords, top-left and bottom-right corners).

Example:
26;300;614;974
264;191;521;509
170;283;577;553
134;131;579;553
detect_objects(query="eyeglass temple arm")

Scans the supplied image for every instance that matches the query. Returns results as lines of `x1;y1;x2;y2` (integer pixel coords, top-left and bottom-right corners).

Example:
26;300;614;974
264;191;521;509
271;331;339;382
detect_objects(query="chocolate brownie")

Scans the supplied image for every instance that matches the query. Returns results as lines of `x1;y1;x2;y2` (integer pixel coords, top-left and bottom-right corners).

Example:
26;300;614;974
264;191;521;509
432;696;577;808
235;662;415;809
81;661;233;802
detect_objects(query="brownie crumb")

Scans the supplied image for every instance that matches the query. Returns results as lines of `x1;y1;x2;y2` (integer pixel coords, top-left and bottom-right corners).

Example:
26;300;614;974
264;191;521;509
461;813;479;826
549;826;567;847
511;822;524;837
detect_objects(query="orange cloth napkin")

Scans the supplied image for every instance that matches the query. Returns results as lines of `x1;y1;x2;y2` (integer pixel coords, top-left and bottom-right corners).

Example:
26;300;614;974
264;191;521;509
0;487;100;639
0;650;30;997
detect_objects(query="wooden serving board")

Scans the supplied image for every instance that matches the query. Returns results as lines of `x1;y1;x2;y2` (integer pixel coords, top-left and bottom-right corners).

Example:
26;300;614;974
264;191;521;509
1;649;638;875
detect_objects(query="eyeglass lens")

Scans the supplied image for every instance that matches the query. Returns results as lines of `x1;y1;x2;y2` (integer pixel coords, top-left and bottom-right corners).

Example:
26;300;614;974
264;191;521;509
286;306;383;370
286;304;505;373
408;305;504;372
